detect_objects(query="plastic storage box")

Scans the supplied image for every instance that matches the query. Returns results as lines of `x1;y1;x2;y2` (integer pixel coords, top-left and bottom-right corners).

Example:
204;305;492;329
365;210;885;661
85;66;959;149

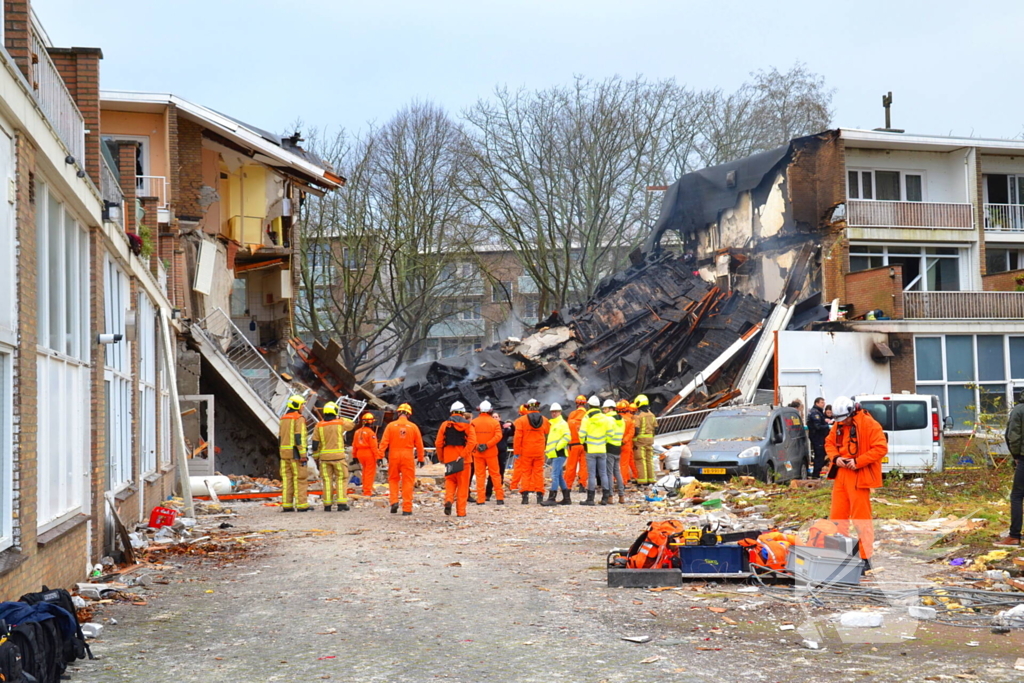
823;534;859;556
677;544;747;574
787;546;863;585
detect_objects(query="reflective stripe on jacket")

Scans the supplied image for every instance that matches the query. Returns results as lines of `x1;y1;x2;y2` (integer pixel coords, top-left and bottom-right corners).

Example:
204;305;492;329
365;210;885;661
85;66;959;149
545;415;570;457
278;411;306;459
314;418;355;461
579;408;611;453
608;413;625;447
636;410;657;439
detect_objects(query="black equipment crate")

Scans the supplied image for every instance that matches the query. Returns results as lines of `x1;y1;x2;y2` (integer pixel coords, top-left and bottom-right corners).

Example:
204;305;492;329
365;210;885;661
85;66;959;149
606;549;682;588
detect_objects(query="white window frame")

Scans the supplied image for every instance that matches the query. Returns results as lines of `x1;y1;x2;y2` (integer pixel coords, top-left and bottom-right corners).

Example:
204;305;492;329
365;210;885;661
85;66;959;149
105;258;133;491
0;348;13;551
492;280;513;304
847;168;926;202
138;294;158;476
985;246;1024;274
849;243;967;292
0;124;14;348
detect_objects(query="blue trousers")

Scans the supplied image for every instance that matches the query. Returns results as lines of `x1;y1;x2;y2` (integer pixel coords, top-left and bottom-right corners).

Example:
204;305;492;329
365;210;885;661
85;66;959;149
548;456;568;491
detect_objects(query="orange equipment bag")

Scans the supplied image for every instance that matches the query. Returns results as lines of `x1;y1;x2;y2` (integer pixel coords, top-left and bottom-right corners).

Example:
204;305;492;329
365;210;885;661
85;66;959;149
626;520;687;569
741;531;800;573
806;520;839;548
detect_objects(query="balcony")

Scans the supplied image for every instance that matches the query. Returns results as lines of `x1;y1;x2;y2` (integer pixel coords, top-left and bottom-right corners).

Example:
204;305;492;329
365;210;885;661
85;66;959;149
983;204;1024;232
904;291;1024;319
847;200;974;230
137;175;168;208
29;24;85;163
99;153;124;228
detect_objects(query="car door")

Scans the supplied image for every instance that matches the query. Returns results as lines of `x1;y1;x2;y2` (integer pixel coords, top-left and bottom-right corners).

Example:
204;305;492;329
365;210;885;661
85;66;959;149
785;413;809;477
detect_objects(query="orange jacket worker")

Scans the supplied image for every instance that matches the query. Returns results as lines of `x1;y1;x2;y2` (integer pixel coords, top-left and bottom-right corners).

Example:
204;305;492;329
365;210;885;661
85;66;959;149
513;398;550;504
436;402;478;517
352;412;382;497
565;396;589;492
471;401;505;505
825;396;888;570
379;404;425;516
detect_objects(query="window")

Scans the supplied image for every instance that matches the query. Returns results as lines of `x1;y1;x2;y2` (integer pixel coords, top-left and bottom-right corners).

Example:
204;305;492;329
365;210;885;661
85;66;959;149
986;248;1024;274
848;244;962;292
458;298;482;320
860;402;891;430
306;242;332;284
894;402;928;430
914;334;1024;430
0;350;12;551
230;278;248;317
36;181;89;359
342;246;366;270
848;169;924;202
105;258;133;490
159;330;172;466
523;295;540;320
492;280;513;304
138;294;158;475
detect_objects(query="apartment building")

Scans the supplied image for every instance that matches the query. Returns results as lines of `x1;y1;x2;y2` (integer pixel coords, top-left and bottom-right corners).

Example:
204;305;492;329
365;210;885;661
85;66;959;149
650;127;1024;432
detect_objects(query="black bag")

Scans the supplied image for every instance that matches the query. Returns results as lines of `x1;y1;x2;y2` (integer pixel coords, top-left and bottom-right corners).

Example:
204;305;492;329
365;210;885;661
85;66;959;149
443;424;467;447
18;587;90;662
9;621;57;683
444;458;465;476
0;621;25;683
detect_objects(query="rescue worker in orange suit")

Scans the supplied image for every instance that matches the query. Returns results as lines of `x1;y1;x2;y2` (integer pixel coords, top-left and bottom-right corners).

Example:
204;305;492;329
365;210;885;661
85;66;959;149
379;403;425;516
471;400;505;506
486;414;513;501
513;398;550;504
564;395;589;493
352;412;382;497
825;395;888;571
279;394;311;512
312;401;356;512
436;402;478;517
509;404;528;493
618;401;638;486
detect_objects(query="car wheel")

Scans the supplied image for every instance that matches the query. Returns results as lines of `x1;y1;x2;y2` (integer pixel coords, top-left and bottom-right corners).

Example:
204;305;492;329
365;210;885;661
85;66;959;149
797;459;808;481
763;461;777;484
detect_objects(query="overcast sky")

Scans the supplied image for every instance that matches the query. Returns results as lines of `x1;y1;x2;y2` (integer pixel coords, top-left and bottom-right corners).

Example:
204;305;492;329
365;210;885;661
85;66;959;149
37;0;1024;144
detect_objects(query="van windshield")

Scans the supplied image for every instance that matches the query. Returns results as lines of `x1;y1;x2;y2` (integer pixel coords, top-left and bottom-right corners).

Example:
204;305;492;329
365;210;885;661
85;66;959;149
695;415;768;441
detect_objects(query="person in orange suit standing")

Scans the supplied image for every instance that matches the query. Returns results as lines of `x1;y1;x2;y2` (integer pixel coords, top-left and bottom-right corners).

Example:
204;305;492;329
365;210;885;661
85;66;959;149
825;396;888;571
471;400;505;506
513;398;550;504
564;395;589;493
352;412;382;497
618;401;638;486
509;404;528;493
436;401;478;517
379;403;425;516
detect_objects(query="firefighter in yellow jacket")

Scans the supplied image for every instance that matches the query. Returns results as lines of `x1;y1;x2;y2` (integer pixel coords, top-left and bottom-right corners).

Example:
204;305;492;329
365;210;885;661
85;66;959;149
279;395;310;512
634;394;657;485
312;401;356;512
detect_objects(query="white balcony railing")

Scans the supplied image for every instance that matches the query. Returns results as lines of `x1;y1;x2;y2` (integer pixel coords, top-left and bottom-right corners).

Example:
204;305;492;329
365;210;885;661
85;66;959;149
29;26;85;164
99;154;124;226
983;204;1024;232
904;291;1024;319
137;175;168;208
847;200;974;230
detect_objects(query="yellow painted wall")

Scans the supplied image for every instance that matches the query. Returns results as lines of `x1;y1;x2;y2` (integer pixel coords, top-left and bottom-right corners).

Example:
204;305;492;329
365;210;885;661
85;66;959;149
99;109;170;185
222;164;267;244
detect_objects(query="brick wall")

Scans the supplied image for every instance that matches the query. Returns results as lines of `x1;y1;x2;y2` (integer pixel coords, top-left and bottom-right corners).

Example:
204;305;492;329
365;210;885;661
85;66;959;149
789;130;847;231
844;265;904;319
3;0;31;82
46;48;102;182
888;333;916;394
176;118;204;221
117;142;137;234
88;226;107;562
820;232;849;303
982;268;1024;292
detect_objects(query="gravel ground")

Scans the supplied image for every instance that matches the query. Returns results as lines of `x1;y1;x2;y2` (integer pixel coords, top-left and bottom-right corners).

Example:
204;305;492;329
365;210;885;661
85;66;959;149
69;492;1024;683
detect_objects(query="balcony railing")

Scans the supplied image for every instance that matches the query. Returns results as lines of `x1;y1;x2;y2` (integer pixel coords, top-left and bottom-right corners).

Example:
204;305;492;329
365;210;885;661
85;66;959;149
983;204;1024;232
904;291;1024;319
847;200;974;230
29;26;85;164
137;175;168;208
100;154;124;226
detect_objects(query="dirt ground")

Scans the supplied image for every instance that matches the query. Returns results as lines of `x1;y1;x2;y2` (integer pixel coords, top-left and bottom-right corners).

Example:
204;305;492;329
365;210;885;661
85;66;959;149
69;492;1024;683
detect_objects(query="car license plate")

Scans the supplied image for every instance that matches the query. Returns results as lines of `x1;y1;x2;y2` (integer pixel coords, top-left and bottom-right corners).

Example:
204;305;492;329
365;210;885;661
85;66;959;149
881;457;889;464
701;468;726;475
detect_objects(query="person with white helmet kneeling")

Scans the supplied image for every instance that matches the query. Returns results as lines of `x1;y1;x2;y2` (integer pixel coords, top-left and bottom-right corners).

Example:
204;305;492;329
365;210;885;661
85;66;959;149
825;396;888;571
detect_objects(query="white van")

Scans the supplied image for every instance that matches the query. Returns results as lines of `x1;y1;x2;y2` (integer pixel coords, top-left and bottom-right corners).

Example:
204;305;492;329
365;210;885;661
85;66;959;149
856;394;945;474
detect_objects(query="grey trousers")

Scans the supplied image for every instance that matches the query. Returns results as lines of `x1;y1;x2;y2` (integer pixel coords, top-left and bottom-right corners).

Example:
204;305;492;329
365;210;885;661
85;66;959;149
586;451;608;492
605;453;624;494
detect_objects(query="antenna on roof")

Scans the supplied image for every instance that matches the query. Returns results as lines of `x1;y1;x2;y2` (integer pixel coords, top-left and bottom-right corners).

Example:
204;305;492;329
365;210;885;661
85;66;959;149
873;92;904;133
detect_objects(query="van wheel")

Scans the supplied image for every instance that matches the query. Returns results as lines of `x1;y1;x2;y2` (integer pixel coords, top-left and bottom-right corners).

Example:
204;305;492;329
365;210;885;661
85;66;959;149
797;460;808;480
763;461;777;484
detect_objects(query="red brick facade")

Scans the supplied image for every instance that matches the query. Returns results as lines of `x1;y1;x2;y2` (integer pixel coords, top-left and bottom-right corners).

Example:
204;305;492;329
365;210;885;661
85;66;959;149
982;268;1024;292
844;265;904;319
47;48;103;181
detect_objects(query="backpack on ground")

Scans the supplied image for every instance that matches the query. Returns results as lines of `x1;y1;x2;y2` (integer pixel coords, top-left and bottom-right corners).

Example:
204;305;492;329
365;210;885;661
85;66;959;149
7;620;57;683
0;621;25;683
18;587;91;662
805;520;839;548
626;520;687;569
741;531;800;573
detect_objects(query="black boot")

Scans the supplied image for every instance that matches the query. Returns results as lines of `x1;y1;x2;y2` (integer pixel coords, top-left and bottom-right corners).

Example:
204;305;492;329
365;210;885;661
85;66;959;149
323;504;333;512
339;503;350;511
577;484;586;493
402;511;412;516
521;492;530;505
559;490;572;505
281;507;294;513
540;491;558;507
444;502;452;516
496;499;505;506
580;490;596;506
391;503;399;514
535;492;544;504
600;491;612;505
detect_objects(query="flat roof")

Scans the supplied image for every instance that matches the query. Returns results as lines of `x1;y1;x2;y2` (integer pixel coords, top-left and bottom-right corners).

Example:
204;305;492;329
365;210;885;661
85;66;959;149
840;128;1024;155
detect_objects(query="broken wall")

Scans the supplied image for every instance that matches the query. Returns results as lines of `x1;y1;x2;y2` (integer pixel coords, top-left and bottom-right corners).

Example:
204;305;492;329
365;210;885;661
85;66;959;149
200;356;279;477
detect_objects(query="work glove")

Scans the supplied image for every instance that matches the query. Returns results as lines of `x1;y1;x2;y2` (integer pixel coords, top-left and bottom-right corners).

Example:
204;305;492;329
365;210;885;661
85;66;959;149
476;444;487;452
417;460;425;469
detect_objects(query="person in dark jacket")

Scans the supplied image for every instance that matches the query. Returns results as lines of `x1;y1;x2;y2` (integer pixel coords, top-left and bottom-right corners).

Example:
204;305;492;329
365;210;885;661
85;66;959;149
997;392;1024;546
807;397;830;479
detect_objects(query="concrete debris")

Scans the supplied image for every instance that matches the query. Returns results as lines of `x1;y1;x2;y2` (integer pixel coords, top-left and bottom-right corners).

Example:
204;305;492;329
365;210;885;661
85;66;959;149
994;604;1024;630
76;583;118;600
907;606;936;620
80;623;103;639
801;639;821;650
839;612;885;628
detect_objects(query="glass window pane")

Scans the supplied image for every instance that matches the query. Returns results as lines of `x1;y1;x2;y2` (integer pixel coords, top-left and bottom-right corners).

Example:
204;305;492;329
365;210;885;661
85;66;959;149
977;335;1005;381
47;193;62;351
848;171;859;199
894;401;928;430
945;335;974;382
860;401;891;430
1010;337;1024;379
850;256;870;272
987;249;1009;274
926;256;960;292
915;337;943;381
947;384;975;430
905;174;923;201
979;384;1008;417
916;386;945;420
862;172;873;199
876;171;901;200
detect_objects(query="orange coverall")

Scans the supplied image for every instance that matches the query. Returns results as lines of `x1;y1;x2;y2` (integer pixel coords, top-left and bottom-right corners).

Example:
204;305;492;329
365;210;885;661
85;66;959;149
471;412;505;502
352;425;382;496
620;413;637;483
564;407;588;489
513;411;550;494
825;410;887;560
379;415;425;514
436;416;478;517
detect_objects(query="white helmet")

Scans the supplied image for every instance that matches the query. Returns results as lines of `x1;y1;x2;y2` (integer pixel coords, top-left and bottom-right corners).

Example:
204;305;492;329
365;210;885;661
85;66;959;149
602;399;616;409
831;396;856;421
451;401;466;413
478;400;492;413
550;403;562;412
588;395;601;407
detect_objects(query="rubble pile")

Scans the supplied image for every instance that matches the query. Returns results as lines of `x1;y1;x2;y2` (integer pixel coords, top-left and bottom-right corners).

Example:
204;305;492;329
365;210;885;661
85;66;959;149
631;474;776;534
